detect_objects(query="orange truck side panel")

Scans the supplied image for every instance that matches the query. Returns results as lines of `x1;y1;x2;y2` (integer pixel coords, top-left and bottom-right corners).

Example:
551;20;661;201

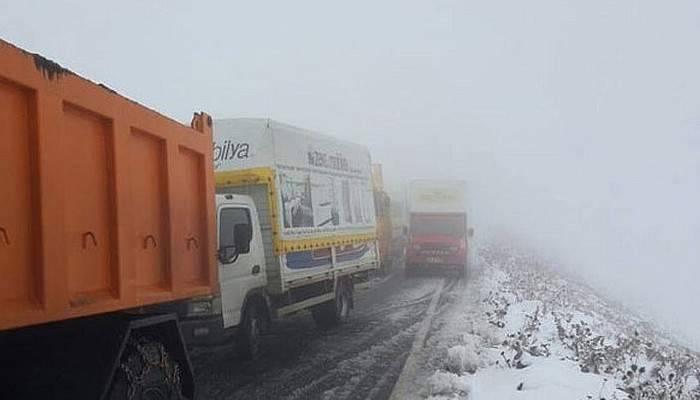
0;40;217;330
0;78;39;309
129;128;169;290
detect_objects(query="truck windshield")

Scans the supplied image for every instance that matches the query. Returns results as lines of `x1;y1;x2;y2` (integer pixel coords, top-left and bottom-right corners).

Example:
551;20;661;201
410;215;465;237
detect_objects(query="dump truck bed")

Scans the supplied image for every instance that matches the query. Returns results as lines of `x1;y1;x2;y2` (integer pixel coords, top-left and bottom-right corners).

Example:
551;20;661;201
0;40;217;331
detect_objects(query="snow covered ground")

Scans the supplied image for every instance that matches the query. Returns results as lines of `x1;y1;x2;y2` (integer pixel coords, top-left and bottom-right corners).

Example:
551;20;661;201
405;243;700;400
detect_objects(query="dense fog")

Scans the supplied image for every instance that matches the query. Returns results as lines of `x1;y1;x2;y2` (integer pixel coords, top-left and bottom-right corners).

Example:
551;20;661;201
2;1;698;345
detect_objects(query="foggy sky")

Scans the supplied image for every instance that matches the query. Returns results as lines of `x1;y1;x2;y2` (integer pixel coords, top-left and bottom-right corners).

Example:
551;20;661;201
2;1;699;345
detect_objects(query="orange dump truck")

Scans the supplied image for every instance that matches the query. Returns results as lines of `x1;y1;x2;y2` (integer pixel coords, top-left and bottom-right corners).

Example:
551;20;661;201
0;39;217;399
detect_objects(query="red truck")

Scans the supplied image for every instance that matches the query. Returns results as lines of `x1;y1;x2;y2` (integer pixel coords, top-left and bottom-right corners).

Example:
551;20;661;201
405;180;473;277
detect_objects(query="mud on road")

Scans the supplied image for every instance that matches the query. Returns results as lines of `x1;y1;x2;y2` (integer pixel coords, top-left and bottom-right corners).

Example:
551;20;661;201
192;271;467;400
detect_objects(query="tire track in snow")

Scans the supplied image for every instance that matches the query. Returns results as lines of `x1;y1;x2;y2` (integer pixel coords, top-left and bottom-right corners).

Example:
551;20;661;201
284;319;421;400
388;279;446;400
284;278;450;400
273;280;443;400
196;274;449;400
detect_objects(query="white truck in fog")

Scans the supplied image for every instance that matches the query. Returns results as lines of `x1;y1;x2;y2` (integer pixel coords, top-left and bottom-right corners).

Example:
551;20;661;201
405;179;473;277
177;118;380;358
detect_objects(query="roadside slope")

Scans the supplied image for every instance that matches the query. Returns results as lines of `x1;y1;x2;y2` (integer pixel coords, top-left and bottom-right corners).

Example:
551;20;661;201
402;243;700;399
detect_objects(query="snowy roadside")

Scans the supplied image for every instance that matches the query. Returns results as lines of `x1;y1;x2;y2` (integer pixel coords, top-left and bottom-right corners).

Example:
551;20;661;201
404;243;700;399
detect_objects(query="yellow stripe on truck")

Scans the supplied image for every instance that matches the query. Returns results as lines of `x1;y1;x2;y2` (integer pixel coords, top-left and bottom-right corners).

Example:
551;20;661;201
216;168;377;255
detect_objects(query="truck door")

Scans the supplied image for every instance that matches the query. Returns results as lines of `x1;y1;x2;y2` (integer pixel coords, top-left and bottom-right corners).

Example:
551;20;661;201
217;205;266;328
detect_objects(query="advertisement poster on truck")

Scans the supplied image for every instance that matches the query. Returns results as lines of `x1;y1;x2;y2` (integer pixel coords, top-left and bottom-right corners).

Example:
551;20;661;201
214;118;377;242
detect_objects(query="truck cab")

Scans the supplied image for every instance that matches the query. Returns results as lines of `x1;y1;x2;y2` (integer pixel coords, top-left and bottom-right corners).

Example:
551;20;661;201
179;194;268;352
406;212;472;275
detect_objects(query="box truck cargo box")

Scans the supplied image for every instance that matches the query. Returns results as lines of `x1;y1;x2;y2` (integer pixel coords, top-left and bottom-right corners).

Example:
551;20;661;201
213;119;378;294
372;163;394;271
408;179;468;214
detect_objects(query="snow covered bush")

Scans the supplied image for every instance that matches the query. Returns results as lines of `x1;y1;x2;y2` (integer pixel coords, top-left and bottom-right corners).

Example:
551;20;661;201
445;334;482;374
415;243;700;400
479;244;700;400
425;371;471;398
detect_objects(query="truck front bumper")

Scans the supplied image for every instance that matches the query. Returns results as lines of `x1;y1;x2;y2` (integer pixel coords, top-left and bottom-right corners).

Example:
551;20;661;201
405;259;467;276
406;254;466;267
179;315;235;347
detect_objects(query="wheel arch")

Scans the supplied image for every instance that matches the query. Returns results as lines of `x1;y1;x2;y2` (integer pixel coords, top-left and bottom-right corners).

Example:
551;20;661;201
241;288;272;328
336;275;355;309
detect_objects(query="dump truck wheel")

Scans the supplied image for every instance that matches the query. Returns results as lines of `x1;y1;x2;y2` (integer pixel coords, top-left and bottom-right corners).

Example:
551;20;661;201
237;305;262;360
108;336;184;400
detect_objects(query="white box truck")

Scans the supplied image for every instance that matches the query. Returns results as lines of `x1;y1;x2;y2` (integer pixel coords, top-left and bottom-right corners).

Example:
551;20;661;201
177;118;379;358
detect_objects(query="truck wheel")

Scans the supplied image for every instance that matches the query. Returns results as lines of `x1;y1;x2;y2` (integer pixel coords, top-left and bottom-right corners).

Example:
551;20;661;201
108;336;184;400
237;305;261;360
312;281;352;327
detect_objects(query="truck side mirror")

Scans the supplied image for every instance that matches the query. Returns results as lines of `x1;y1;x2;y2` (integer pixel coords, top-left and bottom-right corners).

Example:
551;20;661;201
218;224;252;264
468;228;474;238
218;245;238;264
234;223;252;254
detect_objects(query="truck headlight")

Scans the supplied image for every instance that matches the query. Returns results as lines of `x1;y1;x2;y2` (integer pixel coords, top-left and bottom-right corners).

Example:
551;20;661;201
189;299;213;315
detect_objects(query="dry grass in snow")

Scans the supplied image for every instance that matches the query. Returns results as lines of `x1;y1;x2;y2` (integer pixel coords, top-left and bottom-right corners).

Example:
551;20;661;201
413;242;700;400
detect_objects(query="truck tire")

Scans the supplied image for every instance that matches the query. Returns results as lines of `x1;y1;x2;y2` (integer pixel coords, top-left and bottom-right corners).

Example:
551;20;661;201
108;336;185;400
237;305;262;360
312;280;352;327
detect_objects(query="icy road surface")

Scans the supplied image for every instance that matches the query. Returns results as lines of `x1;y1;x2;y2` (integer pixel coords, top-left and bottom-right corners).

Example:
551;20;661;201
192;270;463;400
